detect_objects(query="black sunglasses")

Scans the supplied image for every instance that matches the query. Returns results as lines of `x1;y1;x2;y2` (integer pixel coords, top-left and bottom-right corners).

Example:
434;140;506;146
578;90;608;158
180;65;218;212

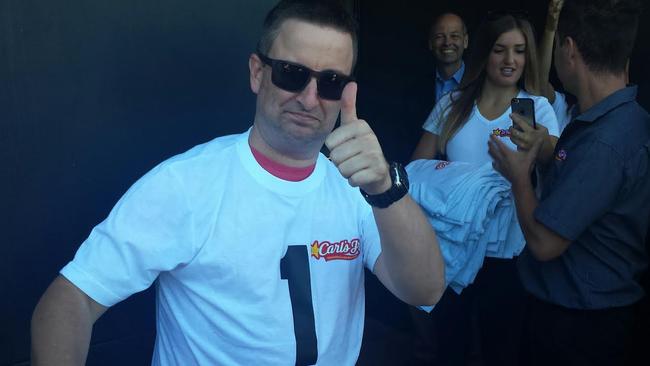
257;52;353;101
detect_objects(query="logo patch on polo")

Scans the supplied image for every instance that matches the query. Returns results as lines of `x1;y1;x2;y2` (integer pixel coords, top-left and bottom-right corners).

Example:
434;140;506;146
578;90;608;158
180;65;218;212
310;239;360;261
492;128;511;137
555;149;567;161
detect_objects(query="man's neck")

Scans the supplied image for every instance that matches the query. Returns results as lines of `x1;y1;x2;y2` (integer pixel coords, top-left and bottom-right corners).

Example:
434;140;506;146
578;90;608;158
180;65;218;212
248;124;319;168
436;61;462;80
576;71;627;113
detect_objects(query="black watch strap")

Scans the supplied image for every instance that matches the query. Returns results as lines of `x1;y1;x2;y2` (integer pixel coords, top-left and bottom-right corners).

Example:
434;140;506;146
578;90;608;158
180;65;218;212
360;162;410;208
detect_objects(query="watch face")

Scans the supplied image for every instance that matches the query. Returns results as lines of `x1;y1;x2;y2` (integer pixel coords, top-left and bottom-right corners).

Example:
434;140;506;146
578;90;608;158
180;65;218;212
392;162;409;190
393;166;403;187
361;162;409;208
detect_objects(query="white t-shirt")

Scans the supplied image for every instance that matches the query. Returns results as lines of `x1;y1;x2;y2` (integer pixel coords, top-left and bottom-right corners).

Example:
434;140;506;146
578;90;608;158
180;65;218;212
61;130;382;365
407;159;525;301
551;90;574;133
423;90;560;164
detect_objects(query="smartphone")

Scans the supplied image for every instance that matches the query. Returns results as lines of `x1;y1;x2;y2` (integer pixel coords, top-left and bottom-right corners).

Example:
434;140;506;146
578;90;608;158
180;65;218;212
511;97;536;129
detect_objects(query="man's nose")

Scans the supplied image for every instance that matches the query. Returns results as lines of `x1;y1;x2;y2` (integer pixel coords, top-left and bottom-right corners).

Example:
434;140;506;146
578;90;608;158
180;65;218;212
296;77;320;110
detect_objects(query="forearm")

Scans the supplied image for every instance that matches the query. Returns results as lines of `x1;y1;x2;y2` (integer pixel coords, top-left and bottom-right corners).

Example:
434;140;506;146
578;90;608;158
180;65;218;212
511;178;569;261
536;135;558;165
489;132;569;261
410;132;439;162
538;8;561;100
32;276;104;366
538;30;556;97
374;195;445;305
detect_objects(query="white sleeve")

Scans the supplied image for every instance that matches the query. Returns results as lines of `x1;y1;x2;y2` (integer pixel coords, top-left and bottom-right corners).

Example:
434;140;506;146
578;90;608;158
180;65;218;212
60;163;199;307
533;96;560;137
422;93;454;135
360;202;382;272
552;91;572;133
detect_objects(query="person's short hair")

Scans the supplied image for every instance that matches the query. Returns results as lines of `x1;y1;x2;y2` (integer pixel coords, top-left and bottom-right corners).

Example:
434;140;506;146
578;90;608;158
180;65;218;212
257;0;358;67
429;12;468;39
557;0;641;74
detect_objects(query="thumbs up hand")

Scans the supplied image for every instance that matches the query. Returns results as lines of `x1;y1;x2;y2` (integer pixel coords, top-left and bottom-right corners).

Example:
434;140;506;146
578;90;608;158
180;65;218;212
325;82;391;195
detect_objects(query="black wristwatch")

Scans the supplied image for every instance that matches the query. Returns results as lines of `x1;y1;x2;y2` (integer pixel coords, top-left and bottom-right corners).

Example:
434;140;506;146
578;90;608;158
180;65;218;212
360;161;410;208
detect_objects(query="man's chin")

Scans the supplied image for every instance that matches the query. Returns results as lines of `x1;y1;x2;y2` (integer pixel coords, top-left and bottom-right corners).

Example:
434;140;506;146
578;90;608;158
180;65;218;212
437;55;460;64
283;124;326;144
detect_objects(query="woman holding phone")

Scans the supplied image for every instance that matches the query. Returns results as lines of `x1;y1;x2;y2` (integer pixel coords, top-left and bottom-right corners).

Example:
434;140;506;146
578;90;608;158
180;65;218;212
412;13;559;164
409;13;560;366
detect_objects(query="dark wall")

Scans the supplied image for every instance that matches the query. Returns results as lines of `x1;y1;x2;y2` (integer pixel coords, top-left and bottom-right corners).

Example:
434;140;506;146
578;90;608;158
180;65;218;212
2;1;270;365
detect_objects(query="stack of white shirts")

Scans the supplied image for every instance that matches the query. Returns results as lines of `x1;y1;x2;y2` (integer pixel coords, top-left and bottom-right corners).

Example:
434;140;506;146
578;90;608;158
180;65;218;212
406;159;525;297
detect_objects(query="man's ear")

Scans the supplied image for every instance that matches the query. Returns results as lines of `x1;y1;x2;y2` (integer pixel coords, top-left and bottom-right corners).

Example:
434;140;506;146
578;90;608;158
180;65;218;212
564;36;579;66
463;34;469;50
249;53;263;94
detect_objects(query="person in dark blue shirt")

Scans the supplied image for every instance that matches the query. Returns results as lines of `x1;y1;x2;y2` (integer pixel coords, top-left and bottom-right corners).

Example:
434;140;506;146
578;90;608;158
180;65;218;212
488;0;649;365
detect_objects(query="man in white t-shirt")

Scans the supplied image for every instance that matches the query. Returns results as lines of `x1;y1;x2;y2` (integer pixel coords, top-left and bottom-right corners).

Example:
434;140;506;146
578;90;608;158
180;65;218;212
30;1;445;365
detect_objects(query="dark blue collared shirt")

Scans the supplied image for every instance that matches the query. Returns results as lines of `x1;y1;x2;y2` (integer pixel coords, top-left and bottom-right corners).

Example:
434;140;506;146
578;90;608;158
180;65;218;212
435;62;464;104
518;86;650;309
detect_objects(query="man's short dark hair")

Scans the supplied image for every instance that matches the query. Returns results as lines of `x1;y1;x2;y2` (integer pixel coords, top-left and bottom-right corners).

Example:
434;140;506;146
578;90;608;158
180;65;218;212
557;0;641;74
429;12;468;39
258;0;358;66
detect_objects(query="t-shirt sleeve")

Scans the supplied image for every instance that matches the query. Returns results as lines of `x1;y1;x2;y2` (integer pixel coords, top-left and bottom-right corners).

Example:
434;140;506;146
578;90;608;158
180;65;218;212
533;96;560;137
552;91;572;133
422;93;453;135
534;140;623;241
60;163;198;307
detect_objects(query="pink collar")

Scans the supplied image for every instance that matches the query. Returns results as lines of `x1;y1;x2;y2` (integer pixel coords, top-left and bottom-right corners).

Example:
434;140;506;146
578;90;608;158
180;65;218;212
249;144;316;182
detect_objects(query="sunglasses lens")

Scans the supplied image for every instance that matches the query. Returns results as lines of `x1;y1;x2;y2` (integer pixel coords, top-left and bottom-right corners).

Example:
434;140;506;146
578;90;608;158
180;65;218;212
271;61;310;92
263;55;350;100
317;72;349;100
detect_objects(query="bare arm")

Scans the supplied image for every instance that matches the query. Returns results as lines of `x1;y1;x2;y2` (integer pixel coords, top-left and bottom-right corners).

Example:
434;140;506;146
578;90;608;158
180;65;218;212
510;113;558;165
488;135;571;261
326;83;445;306
372;195;445;305
410;131;440;162
538;0;564;102
507;171;571;260
32;275;108;366
539;135;559;165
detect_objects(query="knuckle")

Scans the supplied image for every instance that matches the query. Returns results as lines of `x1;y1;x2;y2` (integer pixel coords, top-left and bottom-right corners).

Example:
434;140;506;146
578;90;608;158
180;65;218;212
339;168;353;179
324;136;337;150
348;177;361;187
329;152;341;165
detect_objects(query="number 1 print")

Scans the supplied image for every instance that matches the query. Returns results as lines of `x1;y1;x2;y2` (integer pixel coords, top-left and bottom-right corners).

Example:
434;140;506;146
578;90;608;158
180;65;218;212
281;245;318;365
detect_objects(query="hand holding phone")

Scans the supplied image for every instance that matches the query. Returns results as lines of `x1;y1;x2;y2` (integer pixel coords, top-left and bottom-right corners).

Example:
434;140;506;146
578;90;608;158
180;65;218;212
511;97;536;129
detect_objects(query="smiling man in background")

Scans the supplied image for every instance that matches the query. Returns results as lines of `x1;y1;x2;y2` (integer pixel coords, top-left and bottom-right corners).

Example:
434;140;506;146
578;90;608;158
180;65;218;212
429;12;468;103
